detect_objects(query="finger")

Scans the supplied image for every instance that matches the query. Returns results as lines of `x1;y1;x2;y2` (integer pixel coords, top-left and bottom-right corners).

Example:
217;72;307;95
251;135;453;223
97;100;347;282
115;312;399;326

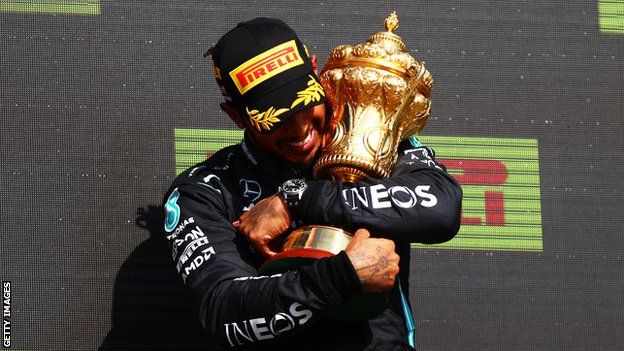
232;220;240;228
387;239;396;251
265;249;278;258
353;228;370;240
252;235;273;258
257;244;275;259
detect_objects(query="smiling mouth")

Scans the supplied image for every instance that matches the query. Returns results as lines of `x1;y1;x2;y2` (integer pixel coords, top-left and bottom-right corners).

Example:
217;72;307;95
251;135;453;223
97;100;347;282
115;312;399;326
280;128;318;154
284;129;313;147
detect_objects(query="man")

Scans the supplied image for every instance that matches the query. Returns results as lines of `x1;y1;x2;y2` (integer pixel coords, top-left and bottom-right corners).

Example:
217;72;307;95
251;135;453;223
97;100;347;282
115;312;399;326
163;17;462;350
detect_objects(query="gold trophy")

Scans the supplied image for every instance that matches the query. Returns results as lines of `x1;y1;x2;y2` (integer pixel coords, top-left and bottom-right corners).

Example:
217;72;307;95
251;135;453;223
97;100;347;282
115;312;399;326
260;12;433;319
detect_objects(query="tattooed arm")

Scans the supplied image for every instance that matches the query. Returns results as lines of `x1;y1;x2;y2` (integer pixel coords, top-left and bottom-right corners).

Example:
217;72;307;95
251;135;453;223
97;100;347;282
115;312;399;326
345;228;400;292
234;196;401;292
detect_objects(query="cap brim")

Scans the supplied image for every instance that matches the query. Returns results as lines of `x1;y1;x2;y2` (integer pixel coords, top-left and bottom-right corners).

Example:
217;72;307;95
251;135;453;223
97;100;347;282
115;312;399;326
244;71;326;134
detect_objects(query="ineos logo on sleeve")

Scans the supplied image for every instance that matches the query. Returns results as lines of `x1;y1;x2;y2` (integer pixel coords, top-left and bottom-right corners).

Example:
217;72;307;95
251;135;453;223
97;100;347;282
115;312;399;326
224;302;313;347
268;313;296;335
240;179;262;211
342;184;438;210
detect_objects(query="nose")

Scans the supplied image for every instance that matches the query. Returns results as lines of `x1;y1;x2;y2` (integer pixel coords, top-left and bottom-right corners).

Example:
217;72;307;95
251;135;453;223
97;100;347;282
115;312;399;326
282;109;312;134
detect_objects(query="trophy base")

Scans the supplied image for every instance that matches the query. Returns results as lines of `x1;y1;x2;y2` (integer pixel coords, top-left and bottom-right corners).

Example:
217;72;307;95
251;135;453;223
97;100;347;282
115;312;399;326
259;225;387;321
259;248;335;275
259;225;350;274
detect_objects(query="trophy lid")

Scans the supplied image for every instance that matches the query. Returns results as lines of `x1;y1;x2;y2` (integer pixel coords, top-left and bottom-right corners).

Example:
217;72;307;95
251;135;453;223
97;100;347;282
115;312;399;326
368;11;406;51
323;11;430;94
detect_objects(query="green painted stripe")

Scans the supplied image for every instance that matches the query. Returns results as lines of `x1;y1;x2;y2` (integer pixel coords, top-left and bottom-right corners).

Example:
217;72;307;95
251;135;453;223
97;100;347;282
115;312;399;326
600;28;624;34
463;186;541;199
501;173;541;186
458;233;541;242
598;2;624;15
446;171;539;179
442;169;542;184
175;128;244;139
413;237;542;251
454;234;540;241
173;129;543;252
419;136;539;161
175;141;242;152
463;197;542;204
598;0;624;33
413;242;542;252
462;208;543;217
418;144;538;160
457;225;541;237
174;128;241;167
462;198;542;212
443;159;541;173
0;0;100;15
175;153;213;166
599;17;624;30
459;212;542;225
418;135;538;148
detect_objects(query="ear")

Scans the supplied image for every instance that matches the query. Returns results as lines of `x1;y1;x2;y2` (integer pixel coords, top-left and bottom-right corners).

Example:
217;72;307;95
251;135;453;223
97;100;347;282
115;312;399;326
311;54;318;74
220;102;246;129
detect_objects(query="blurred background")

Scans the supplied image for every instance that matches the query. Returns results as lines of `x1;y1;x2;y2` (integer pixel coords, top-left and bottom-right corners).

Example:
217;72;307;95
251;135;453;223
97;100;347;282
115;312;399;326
1;0;623;350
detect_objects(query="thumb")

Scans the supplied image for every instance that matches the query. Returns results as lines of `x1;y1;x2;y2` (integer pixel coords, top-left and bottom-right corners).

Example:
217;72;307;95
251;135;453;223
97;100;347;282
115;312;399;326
352;228;370;241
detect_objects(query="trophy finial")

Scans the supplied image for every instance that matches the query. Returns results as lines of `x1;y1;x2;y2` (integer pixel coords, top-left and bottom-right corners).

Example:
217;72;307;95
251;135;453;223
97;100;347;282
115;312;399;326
384;11;399;33
368;11;405;51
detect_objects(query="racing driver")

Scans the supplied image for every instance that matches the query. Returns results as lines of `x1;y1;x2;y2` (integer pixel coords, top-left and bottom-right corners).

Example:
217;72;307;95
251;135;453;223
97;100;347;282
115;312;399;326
162;17;462;350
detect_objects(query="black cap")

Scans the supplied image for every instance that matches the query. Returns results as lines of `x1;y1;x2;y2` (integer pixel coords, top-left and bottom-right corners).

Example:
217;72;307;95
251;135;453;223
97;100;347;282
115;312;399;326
210;18;326;134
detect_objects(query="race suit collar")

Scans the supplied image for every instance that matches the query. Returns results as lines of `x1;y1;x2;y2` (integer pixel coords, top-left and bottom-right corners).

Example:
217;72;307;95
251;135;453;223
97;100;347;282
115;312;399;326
241;132;313;179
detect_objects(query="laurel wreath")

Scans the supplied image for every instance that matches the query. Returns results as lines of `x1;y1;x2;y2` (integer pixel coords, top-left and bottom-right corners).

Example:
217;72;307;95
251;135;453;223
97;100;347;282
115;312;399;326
291;75;325;109
246;106;290;132
246;76;325;132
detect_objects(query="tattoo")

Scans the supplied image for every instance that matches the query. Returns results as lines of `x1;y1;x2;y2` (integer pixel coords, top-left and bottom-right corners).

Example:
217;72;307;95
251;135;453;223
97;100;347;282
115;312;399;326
350;245;391;283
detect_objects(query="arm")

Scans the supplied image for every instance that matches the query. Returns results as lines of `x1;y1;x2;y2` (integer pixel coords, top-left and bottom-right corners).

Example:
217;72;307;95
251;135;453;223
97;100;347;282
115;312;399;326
294;138;463;244
163;179;398;348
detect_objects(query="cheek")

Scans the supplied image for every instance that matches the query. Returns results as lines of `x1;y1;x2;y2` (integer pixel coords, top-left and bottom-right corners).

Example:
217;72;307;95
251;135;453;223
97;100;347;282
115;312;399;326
314;106;327;127
246;127;280;153
266;133;287;152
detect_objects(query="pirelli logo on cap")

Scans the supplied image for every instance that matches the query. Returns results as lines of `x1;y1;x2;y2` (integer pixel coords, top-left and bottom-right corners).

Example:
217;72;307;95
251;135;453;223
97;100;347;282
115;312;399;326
229;40;304;94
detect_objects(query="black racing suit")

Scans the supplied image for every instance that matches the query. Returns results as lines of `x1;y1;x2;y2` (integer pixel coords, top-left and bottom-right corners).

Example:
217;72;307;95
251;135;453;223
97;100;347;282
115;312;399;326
162;133;462;350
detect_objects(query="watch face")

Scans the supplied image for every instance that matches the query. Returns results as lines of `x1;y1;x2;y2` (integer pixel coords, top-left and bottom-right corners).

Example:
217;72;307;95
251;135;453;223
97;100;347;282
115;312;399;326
283;179;306;192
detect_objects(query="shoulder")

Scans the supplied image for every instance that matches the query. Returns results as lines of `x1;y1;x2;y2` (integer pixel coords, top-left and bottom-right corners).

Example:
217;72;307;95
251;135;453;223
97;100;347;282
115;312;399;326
393;136;446;173
165;143;245;199
177;144;244;181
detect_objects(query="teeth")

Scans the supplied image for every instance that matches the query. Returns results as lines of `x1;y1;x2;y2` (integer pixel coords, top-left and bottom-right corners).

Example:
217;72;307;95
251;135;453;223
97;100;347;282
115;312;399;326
287;130;312;147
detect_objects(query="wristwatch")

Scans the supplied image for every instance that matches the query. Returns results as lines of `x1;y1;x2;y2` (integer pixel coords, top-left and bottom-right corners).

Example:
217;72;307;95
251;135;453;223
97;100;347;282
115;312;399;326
279;178;308;208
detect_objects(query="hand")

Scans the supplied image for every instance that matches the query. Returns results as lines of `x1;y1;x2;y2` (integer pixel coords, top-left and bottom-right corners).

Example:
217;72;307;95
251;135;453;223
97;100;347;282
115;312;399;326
345;228;400;293
233;194;292;258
